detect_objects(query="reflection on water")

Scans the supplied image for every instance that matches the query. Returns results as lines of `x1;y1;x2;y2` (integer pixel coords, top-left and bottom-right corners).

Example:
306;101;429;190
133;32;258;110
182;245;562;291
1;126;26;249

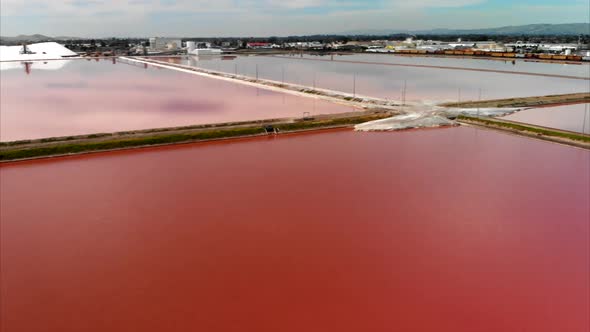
504;103;590;134
1;127;588;332
0;59;73;74
292;53;590;77
0;58;352;141
164;54;589;102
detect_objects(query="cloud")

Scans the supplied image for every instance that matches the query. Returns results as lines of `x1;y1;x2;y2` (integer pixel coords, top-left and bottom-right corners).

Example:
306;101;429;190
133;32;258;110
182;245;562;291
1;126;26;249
0;0;484;16
1;0;587;37
67;0;104;7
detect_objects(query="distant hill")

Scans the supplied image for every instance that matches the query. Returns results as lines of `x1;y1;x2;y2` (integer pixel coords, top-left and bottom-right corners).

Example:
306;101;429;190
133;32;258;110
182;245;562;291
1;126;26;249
54;36;83;40
343;23;590;36
0;34;82;43
0;34;53;42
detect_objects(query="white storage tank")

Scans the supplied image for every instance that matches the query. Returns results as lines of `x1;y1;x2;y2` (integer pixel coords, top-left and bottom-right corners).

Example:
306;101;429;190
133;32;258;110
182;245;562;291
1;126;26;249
186;41;196;53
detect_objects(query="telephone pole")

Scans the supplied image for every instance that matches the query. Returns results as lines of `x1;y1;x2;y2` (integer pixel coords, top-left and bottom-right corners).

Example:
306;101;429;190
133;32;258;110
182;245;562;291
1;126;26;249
583;103;588;134
477;88;482;118
353;73;357;97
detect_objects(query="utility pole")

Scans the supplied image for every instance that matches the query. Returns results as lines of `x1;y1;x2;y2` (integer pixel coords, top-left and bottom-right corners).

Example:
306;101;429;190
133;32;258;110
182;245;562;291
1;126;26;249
477;88;482;118
256;64;259;80
399;85;404;106
583;103;588;134
352;73;357;97
402;80;407;106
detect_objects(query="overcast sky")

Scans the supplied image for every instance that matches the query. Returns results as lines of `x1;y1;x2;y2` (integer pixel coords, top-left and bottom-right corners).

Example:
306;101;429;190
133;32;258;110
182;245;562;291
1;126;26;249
1;0;588;37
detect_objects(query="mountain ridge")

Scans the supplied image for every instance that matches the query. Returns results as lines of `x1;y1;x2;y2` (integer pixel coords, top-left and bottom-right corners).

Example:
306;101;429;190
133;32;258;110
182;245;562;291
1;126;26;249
0;34;82;42
342;23;590;36
1;23;588;41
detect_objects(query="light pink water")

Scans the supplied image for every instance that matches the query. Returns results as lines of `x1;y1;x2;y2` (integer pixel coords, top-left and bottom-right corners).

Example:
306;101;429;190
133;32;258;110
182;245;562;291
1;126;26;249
504;103;590;134
0;59;352;142
1;127;589;332
163;55;589;102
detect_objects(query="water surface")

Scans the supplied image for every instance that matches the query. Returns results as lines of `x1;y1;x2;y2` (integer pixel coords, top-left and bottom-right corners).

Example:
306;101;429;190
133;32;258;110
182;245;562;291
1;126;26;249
163;54;589;102
290;53;590;78
2;127;588;332
504;103;590;134
0;59;352;142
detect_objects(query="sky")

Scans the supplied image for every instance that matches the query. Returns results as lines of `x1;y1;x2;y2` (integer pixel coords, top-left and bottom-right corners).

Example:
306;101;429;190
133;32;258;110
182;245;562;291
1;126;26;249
1;0;589;37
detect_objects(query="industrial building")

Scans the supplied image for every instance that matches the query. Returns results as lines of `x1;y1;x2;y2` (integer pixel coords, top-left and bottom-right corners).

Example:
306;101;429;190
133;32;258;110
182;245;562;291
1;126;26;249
149;37;183;51
246;42;277;49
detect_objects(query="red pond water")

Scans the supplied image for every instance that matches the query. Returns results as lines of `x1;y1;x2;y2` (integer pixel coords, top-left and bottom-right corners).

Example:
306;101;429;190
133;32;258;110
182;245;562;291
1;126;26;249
1;127;589;332
0;59;352;142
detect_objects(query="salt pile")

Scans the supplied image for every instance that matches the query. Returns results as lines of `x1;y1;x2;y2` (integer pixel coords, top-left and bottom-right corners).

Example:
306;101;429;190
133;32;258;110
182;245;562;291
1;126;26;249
0;42;77;61
442;107;523;118
355;113;456;131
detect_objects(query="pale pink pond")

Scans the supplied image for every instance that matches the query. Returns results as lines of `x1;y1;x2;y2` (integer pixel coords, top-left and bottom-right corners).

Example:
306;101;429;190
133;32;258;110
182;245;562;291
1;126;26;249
504;103;590;134
163;55;589;102
0;59;353;142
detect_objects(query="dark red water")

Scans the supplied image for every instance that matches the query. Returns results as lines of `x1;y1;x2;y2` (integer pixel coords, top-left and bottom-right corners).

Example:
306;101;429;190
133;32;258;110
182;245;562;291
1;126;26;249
1;127;589;332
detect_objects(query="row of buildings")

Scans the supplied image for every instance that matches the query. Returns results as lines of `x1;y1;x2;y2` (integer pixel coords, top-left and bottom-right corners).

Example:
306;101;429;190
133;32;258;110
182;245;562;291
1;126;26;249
134;37;590;59
350;37;587;55
137;37;256;54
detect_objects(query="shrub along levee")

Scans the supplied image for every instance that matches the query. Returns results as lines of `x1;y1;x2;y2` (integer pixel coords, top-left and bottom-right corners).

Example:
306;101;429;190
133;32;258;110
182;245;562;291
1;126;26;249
277;114;385;131
0;127;265;161
442;92;590;109
0;113;391;162
457;115;590;145
0;118;290;148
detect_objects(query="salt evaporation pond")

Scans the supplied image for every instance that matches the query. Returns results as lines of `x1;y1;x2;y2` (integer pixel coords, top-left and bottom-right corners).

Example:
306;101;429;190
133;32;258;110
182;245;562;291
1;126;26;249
161;54;588;102
0;59;353;142
504;103;590;134
2;127;588;332
286;53;590;78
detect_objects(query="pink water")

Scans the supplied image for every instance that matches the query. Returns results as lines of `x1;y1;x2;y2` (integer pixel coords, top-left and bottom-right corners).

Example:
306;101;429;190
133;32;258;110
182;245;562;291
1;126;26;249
504;103;590;134
1;127;589;332
0;59;352;142
164;55;589;102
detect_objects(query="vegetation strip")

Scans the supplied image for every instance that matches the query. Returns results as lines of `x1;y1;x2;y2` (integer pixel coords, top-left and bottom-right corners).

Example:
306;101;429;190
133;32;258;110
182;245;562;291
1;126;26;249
441;92;590;108
457;115;590;148
0;113;391;162
0;117;290;148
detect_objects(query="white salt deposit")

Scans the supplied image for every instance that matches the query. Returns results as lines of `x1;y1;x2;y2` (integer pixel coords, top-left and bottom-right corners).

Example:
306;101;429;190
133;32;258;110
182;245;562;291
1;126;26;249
441;107;523;117
355;113;455;131
0;42;77;61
